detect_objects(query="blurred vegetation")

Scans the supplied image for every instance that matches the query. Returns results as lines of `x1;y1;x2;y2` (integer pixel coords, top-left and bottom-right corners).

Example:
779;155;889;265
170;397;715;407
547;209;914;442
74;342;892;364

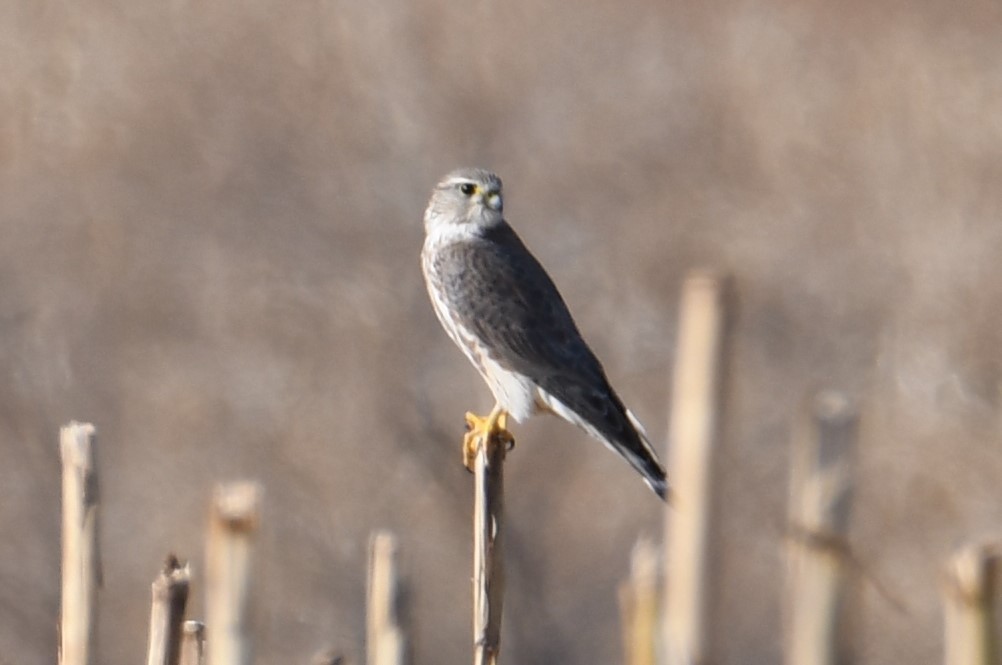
1;1;1001;663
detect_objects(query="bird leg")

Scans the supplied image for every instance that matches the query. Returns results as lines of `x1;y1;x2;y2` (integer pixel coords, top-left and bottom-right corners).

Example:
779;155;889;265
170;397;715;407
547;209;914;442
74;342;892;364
463;404;515;471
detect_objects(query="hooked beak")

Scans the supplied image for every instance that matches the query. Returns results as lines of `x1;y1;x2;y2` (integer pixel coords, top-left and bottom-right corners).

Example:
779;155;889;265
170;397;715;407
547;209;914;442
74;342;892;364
484;191;503;212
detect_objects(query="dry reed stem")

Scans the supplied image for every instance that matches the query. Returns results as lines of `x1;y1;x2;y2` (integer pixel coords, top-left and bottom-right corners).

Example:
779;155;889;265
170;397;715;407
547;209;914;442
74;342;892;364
663;272;728;665
180;621;206;665
472;429;507;665
784;391;856;665
147;554;191;665
367;531;406;665
206;482;261;665
619;539;660;665
943;543;999;665
59;422;101;665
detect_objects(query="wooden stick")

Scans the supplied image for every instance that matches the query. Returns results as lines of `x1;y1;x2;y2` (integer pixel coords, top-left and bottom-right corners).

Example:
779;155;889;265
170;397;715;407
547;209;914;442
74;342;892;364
943;543;999;665
59;421;101;665
180;621;206;665
472;428;507;665
784;391;857;665
147;554;191;665
367;531;406;665
619;539;660;665
206;482;261;665
663;272;727;665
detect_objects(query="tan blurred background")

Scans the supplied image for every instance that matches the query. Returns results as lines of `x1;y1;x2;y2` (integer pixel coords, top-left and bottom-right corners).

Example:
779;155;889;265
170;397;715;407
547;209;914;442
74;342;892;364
3;0;1002;663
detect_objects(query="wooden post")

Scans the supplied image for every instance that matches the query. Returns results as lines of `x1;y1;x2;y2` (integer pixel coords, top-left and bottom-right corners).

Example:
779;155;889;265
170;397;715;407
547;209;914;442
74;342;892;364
147;554;191;665
59;422;101;665
367;530;406;665
784;391;857;665
471;428;507;665
663;272;728;665
206;482;261;665
180;621;206;665
943;543;999;665
619;539;660;665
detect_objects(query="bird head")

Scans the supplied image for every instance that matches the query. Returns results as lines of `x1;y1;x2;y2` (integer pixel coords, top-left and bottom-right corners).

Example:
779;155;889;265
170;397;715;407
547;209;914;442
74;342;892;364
423;168;504;238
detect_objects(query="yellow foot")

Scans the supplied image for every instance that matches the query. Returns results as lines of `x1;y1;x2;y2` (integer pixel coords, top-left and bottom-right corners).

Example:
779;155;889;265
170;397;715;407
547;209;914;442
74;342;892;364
463;410;515;471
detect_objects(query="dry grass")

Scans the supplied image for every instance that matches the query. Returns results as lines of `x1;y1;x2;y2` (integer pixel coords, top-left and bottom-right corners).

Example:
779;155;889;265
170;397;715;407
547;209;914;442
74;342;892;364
2;1;1002;663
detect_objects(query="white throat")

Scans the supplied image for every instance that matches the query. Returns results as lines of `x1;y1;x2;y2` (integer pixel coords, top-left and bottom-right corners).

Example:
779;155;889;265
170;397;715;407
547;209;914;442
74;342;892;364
423;215;481;250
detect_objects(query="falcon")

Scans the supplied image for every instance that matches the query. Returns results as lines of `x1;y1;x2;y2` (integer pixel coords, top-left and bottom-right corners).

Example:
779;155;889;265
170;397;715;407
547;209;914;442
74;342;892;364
421;167;668;500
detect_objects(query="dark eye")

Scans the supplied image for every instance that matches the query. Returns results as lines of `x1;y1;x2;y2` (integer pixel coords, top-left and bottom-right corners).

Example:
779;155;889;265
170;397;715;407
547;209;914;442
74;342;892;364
460;183;476;196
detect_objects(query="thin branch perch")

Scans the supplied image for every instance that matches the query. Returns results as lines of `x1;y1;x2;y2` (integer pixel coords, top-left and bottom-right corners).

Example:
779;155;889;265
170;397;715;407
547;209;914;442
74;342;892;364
206;482;262;665
60;421;101;665
943;543;1000;665
367;530;406;665
663;272;728;665
180;621;206;665
471;428;507;665
784;391;857;665
147;554;191;665
619;538;660;665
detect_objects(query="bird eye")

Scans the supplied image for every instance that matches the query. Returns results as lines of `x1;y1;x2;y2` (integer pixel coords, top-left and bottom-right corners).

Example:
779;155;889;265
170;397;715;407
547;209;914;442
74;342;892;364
460;183;477;196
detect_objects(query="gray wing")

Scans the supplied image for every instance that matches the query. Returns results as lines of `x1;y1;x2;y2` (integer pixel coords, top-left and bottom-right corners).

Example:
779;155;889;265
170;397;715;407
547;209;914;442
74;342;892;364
432;222;635;441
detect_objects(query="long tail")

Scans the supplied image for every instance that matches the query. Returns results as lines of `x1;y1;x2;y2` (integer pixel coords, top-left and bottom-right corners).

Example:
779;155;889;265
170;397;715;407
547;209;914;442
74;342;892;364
538;386;669;501
623;409;670;501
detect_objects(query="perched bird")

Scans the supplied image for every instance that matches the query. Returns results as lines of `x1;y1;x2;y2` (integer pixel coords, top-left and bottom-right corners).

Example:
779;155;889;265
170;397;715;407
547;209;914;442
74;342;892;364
421;167;668;500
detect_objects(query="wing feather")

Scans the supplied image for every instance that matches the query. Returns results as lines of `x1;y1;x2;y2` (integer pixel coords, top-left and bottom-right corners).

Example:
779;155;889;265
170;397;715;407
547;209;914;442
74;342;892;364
432;223;638;443
432;223;599;382
430;220;667;499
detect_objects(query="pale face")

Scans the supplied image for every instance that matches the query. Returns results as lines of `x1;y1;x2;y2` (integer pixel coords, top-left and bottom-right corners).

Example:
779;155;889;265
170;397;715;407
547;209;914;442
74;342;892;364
423;168;504;237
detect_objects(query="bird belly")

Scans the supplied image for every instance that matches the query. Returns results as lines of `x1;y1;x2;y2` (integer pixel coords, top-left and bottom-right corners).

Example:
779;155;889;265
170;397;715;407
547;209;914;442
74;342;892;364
477;354;539;422
423;265;539;422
